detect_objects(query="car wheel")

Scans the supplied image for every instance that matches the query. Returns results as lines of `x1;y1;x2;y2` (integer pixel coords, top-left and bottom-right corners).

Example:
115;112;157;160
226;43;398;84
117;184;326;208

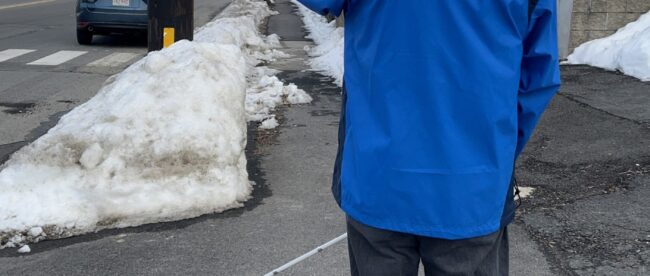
77;29;93;45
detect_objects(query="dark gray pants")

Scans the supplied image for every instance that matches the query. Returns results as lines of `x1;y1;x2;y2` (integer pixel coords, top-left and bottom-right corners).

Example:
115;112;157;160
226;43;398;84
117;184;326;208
347;217;509;276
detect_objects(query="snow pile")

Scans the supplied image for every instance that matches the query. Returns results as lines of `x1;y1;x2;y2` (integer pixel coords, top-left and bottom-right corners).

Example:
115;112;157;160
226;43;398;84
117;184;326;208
292;0;344;86
0;41;250;248
247;73;312;122
196;0;312;124
17;245;30;254
0;0;309;249
518;187;535;199
259;117;279;129
567;11;650;81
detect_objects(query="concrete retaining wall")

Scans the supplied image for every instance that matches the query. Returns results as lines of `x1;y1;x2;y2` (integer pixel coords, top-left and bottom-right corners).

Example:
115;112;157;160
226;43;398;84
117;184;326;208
570;0;649;51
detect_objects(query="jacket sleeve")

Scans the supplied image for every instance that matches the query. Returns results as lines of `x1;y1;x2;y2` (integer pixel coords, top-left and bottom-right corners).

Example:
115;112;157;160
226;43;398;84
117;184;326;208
295;0;345;16
516;0;561;158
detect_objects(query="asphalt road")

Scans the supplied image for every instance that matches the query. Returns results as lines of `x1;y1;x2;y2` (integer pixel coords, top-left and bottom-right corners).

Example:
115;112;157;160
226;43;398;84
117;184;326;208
0;0;233;164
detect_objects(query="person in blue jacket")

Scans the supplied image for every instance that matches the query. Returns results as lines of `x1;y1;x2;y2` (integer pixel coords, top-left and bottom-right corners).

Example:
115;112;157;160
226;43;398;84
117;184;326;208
296;0;561;275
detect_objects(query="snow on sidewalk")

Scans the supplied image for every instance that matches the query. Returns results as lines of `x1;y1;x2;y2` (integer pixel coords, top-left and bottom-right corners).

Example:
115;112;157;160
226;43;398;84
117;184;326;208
292;0;344;86
567;11;650;82
0;0;311;250
298;6;650;83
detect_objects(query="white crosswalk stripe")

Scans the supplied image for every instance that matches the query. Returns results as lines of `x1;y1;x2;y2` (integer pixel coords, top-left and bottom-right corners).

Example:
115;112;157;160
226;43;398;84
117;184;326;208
0;0;56;11
0;48;142;68
27;50;87;66
0;49;35;62
87;52;139;67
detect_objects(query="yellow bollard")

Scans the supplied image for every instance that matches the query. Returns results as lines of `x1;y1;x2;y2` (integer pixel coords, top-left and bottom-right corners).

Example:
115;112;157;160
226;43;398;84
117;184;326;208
163;27;175;48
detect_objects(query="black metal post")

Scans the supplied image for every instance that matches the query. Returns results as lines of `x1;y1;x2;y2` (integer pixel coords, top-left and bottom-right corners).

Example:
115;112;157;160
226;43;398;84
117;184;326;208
148;0;194;52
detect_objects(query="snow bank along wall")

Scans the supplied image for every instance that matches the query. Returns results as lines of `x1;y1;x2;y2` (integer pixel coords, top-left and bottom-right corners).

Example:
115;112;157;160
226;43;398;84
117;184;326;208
328;1;649;59
569;0;649;51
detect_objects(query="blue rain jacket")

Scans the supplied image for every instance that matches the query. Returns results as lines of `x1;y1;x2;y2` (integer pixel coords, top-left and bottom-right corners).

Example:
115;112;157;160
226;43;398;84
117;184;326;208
298;0;561;239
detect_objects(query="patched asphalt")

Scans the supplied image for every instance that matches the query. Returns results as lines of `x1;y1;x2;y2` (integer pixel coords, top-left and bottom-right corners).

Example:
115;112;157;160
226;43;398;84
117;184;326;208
517;65;650;275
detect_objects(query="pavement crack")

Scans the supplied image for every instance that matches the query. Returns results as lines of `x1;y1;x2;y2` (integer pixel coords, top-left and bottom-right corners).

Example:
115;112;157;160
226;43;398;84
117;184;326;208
558;93;649;128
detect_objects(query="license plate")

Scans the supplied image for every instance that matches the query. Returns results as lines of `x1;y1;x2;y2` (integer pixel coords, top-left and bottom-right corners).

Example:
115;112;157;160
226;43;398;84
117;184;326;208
112;0;129;7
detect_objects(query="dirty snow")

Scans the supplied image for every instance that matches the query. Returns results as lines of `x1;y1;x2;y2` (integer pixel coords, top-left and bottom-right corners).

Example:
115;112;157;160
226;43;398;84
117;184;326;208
0;0;310;249
567;11;650;81
17;245;30;254
518;187;535;199
246;74;312;122
28;227;43;237
292;0;344;86
259;117;279;129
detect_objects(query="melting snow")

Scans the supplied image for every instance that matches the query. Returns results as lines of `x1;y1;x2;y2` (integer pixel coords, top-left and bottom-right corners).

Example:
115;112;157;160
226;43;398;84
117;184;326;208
292;0;344;86
17;245;30;254
568;11;650;81
0;0;310;249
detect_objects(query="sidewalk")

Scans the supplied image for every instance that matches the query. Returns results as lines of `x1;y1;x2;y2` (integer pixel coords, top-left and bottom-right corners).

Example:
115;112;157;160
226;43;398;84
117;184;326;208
263;1;555;274
263;2;649;274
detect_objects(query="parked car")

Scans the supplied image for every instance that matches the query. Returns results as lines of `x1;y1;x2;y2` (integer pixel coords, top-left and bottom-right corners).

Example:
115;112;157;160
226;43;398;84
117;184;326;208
75;0;148;45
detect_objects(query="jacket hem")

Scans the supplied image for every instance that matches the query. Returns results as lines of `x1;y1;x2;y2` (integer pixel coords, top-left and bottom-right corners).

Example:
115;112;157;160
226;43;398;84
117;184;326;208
342;206;508;240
